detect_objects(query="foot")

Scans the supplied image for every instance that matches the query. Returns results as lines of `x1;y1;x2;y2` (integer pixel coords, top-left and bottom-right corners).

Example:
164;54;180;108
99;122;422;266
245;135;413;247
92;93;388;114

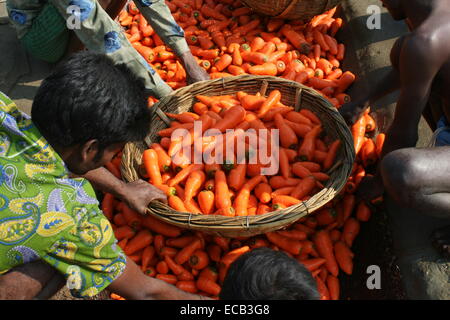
430;225;450;259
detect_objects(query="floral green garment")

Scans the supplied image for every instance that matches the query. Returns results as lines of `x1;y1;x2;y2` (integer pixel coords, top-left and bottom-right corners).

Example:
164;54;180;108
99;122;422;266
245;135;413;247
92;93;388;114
0;92;126;298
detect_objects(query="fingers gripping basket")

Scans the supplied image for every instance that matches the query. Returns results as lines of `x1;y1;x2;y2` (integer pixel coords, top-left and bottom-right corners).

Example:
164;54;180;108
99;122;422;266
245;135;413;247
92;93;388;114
240;0;342;20
121;75;355;238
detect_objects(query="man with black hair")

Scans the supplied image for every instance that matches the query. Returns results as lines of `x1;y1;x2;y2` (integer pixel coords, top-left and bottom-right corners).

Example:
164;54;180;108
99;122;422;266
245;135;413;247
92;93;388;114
0;52;206;300
220;248;320;300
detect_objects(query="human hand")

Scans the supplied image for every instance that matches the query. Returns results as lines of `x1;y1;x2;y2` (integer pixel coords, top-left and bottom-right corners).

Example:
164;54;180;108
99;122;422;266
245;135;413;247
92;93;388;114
120;179;167;215
339;100;370;126
179;51;210;84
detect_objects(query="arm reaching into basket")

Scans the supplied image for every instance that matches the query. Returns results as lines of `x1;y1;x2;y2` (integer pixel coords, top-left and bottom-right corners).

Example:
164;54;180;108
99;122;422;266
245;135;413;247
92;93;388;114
107;257;211;300
83;167;167;215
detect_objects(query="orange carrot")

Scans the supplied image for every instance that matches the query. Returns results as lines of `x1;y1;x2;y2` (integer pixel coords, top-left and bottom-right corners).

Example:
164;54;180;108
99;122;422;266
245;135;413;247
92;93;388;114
124;229;153;256
175;238;202;265
334;241;354;275
265;232;303;255
215;170;232;209
298;125;322;161
313;230;339;277
141;215;182;238
198;190;215;215
189;249;210;270
341;218;360;247
323;140;341;171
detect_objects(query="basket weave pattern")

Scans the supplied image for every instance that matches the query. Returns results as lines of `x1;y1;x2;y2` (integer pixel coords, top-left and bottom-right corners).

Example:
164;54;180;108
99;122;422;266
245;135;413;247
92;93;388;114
240;0;342;20
121;75;355;238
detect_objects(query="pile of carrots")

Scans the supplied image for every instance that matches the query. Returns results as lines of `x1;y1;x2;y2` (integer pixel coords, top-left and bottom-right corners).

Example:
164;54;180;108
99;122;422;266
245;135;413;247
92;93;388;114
101;0;387;301
141;90;341;216
118;0;354;108
102;105;384;300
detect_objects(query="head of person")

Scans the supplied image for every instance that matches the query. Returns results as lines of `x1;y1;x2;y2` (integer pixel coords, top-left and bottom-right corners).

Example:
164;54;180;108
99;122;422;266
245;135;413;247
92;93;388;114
381;0;406;20
31;52;151;175
219;247;320;300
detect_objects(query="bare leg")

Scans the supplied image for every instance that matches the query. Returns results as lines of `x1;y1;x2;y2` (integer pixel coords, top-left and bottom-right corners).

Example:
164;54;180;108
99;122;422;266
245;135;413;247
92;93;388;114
380;147;450;257
0;261;59;299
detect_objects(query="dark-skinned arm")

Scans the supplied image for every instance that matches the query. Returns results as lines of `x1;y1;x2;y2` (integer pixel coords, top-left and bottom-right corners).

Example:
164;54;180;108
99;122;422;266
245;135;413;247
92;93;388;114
134;0;210;84
358;37;440;200
380;37;438;157
82;167;167;215
107;257;211;300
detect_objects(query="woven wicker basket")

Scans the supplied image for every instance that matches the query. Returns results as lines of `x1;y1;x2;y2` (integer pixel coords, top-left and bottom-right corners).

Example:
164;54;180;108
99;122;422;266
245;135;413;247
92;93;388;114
121;75;355;238
240;0;342;20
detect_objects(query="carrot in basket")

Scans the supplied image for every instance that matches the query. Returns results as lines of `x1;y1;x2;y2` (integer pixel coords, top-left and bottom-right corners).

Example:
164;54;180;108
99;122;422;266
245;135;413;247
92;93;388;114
323;140;342;171
197;190;215;215
254;183;272;204
299;258;326;271
265;232;303;255
274;113;299;149
151;143;171;172
142;149;162;186
168;164;204;187
273;195;302;207
313;230;339;277
211;105;246;132
184;170;206;202
269;176;301;189
215;170;232;209
300;109;321;125
141;215;182;238
234;175;266;216
298;125;322;161
168;195;188;212
226;163;246;191
124;229;153;256
285;111;312;126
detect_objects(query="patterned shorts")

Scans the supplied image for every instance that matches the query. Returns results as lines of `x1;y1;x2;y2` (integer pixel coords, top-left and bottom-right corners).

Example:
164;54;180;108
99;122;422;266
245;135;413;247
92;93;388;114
20;3;69;63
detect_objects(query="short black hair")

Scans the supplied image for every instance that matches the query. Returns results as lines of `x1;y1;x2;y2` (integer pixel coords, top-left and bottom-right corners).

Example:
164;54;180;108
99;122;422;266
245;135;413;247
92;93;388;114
220;247;320;300
31;52;150;151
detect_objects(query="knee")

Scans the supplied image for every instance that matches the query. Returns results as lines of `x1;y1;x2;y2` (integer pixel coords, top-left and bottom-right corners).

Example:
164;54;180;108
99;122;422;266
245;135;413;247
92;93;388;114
380;149;425;205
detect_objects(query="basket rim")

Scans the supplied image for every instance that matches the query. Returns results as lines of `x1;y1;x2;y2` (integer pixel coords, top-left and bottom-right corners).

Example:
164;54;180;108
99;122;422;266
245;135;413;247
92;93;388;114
120;75;355;236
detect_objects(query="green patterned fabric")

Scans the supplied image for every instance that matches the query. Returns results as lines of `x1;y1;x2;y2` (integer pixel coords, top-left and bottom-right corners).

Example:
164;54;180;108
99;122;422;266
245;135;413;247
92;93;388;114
0;92;126;298
20;3;69;63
